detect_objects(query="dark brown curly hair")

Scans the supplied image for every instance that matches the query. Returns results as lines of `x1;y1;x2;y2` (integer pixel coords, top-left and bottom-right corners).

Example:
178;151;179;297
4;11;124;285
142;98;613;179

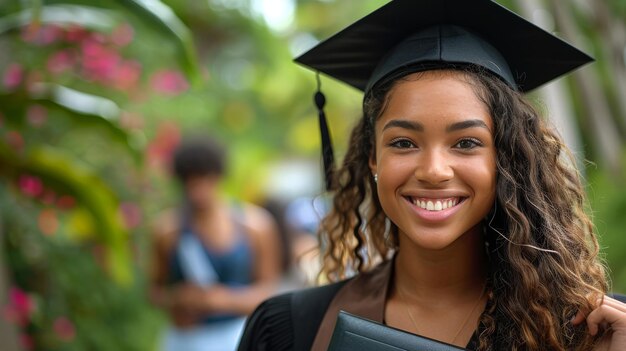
318;66;608;350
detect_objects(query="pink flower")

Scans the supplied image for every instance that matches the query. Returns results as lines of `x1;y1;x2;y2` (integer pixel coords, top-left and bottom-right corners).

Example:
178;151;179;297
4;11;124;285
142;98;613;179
26;105;47;127
3;287;34;327
119;202;142;229
47;50;75;75
11;288;32;314
111;23;134;47
114;60;142;90
53;316;76;342
150;69;189;96
81;39;120;82
3;63;24;89
18;175;43;197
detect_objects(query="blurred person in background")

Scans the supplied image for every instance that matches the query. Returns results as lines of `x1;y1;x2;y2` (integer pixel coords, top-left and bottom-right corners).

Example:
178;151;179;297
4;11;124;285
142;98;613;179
263;195;327;286
283;196;327;284
149;135;281;351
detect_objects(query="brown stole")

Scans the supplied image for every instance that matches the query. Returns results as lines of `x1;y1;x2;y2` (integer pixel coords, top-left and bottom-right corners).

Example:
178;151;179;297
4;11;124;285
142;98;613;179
310;260;393;351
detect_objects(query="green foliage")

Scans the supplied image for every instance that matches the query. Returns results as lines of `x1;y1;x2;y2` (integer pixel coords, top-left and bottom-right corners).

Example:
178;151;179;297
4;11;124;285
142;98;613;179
0;183;165;350
587;158;626;293
0;0;194;348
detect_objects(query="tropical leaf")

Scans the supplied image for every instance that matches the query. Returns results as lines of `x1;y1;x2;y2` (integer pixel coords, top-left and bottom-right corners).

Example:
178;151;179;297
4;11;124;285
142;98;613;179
32;83;121;120
0;144;133;284
113;0;200;83
0;4;119;34
0;86;141;163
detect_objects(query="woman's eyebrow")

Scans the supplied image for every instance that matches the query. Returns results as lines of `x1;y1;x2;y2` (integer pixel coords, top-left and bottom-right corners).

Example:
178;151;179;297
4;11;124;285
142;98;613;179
445;119;490;132
382;119;424;132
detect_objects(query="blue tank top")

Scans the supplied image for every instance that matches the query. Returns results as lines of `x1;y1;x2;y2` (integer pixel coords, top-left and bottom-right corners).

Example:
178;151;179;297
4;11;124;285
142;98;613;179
168;209;253;324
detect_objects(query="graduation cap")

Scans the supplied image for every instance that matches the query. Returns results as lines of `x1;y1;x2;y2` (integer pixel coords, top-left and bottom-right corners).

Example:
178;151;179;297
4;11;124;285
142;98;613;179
294;0;593;191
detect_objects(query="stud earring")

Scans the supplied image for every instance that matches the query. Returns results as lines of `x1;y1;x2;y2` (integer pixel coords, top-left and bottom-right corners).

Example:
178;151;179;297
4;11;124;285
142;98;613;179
374;174;378;183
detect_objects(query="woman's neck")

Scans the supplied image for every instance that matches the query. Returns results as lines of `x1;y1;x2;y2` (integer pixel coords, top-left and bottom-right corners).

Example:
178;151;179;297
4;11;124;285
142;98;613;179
394;226;488;299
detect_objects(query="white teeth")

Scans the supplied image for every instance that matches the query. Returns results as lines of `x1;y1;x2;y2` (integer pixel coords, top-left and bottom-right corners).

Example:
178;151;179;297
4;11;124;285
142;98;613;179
413;197;461;211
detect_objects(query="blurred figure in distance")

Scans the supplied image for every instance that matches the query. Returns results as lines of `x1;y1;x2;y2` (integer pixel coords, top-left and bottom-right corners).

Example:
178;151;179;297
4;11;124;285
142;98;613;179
149;135;281;351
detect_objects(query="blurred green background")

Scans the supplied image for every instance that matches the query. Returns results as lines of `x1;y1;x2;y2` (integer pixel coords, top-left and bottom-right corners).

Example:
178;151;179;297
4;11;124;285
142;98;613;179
0;0;625;350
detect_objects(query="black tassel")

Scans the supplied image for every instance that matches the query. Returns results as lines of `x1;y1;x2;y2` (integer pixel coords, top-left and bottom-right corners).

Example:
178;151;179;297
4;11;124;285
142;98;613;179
314;73;335;191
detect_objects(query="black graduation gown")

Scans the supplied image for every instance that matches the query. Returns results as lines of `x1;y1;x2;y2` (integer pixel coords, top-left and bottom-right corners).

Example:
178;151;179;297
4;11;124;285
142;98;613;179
237;259;626;351
238;260;481;350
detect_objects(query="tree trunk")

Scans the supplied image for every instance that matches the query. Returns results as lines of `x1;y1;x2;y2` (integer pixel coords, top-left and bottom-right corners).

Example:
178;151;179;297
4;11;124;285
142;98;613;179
576;0;626;131
513;0;585;168
547;0;623;176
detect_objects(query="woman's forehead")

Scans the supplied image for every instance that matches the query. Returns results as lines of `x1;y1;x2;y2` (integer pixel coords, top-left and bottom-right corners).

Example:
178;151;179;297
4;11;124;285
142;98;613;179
387;71;487;109
375;72;493;131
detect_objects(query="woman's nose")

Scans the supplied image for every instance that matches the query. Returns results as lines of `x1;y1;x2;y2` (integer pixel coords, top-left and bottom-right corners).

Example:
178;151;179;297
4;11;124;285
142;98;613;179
414;150;454;185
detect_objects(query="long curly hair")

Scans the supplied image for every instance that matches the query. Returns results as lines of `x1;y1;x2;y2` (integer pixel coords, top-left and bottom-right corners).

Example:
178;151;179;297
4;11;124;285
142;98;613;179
317;66;608;350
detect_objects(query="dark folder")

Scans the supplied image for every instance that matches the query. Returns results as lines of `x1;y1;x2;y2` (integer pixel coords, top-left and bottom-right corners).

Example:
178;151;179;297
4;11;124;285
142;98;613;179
327;311;467;351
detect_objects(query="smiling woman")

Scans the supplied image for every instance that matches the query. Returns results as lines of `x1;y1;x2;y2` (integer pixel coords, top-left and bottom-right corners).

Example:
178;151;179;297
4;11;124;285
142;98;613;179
237;1;626;350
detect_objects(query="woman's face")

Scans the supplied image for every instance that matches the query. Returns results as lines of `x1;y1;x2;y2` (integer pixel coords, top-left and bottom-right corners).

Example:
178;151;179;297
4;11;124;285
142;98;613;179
369;71;497;251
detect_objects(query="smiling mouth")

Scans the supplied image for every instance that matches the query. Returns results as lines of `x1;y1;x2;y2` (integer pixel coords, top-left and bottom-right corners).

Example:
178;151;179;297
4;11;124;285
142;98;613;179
405;197;466;211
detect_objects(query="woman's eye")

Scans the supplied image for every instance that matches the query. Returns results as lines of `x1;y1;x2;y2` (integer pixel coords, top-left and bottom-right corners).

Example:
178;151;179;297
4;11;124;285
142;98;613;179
390;139;415;149
454;138;482;149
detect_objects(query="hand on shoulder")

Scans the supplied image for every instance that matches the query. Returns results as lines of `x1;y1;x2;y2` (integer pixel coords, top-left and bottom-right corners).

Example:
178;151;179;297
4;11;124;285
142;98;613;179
572;295;626;350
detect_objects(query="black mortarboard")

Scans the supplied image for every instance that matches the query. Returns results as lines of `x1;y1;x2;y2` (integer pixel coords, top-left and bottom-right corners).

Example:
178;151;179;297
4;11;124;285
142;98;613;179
295;0;593;191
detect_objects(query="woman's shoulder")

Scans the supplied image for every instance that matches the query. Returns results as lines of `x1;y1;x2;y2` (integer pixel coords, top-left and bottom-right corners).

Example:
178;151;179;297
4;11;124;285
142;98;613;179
234;202;277;236
237;280;349;351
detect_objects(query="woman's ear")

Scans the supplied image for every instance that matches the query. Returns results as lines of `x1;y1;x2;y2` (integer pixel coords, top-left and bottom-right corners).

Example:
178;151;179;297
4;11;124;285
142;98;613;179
369;149;377;179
